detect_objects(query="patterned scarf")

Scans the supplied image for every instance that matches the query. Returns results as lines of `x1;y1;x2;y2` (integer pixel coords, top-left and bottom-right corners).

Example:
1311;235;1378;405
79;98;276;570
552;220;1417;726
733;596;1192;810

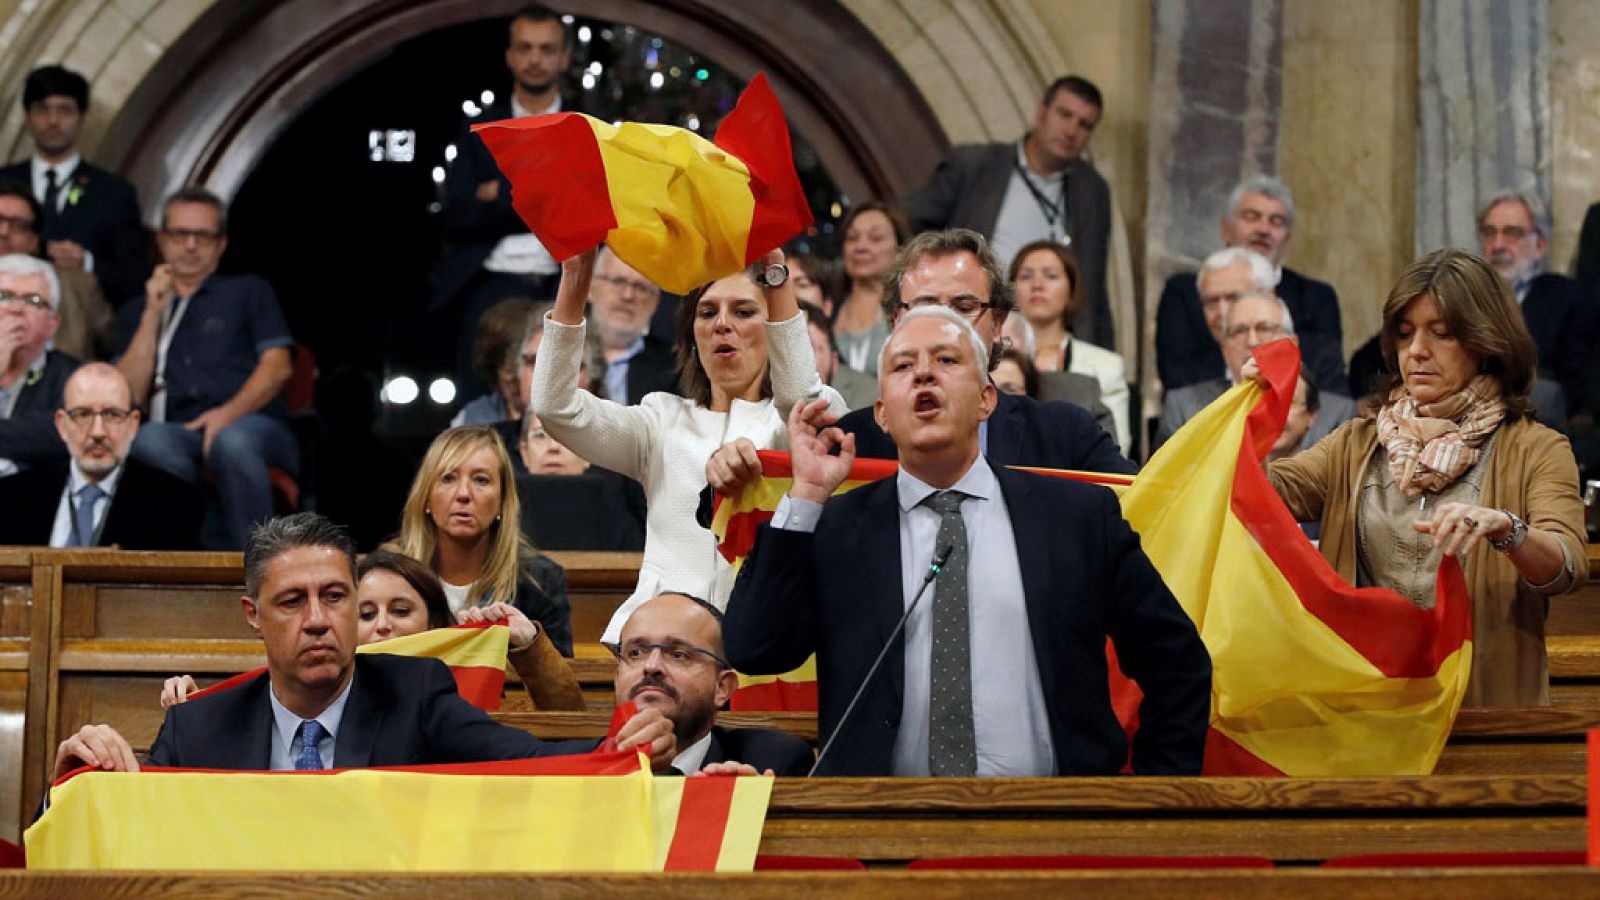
1376;375;1505;497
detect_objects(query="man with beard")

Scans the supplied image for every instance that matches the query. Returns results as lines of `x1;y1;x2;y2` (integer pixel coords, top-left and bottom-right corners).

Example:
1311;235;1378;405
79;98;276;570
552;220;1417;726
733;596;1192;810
607;592;814;776
0;362;202;548
433;4;575;391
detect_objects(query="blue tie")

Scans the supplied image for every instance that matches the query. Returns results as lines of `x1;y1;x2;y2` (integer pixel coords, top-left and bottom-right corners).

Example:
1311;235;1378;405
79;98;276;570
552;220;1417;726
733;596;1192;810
70;483;104;547
294;720;325;770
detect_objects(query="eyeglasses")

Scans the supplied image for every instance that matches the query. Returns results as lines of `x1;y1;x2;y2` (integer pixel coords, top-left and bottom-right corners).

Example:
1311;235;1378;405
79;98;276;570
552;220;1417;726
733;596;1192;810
1223;322;1287;342
63;407;134;426
894;296;996;321
611;639;730;671
595;274;657;296
0;214;35;233
0;290;50;310
1478;224;1531;243
159;228;223;245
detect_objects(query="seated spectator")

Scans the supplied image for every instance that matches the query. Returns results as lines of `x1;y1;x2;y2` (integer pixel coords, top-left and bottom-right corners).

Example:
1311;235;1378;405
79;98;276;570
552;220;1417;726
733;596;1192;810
53;513;668;779
515;412;647;552
991;347;1039;399
115;187;296;550
1349;330;1570;431
1010;239;1131;452
389;425;574;655
802;301;877;410
605;592;814;776
830;202;910;373
0;252;76;475
788;251;840;317
1157;292;1353;451
0;183;112;361
452;297;537;427
1270;373;1322;463
0;65;149;305
160;547;584;712
996;313;1111;433
1156;178;1345;394
591;246;676;405
530;247;843;644
0;362;200;548
724;306;1211;776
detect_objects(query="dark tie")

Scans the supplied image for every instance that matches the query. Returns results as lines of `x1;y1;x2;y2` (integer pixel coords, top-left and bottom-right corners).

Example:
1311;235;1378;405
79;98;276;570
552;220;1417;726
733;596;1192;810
294;720;325;770
42;169;60;227
70;483;104;547
922;490;976;776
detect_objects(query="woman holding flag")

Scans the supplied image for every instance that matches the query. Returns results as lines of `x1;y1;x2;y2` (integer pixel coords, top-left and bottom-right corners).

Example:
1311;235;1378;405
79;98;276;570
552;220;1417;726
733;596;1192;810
1255;248;1588;707
530;246;845;645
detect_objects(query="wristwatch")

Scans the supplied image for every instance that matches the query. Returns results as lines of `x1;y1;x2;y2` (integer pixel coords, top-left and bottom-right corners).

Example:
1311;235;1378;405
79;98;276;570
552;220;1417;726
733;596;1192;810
1489;509;1527;553
758;262;789;288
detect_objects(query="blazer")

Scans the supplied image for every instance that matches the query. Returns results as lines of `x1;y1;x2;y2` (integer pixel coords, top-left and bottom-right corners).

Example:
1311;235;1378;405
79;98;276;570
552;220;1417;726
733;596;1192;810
1155;377;1355;452
830;363;879;411
901;141;1115;347
431;100;535;310
723;466;1211;776
1520;273;1591;416
836;390;1138;476
0;160;149;304
0;457;203;549
1156;267;1345;394
619;336;681;404
0;349;78;466
147;653;594;769
586;724;815;776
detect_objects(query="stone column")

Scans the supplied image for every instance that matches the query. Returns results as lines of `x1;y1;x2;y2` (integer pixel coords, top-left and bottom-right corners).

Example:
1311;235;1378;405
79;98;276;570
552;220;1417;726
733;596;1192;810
1415;0;1550;254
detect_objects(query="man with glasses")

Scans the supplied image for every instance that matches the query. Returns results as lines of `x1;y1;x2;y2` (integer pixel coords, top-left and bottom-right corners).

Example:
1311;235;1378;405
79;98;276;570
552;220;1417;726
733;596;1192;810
114;187;297;550
604;591;814;775
1155;292;1351;451
0;362;201;547
589;246;677;405
0;183;115;361
0;252;78;475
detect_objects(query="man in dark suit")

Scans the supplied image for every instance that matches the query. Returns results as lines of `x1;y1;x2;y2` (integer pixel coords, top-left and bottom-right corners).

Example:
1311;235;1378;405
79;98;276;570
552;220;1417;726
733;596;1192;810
0;362;201;548
902;76;1116;347
1155;177;1344;394
51;513;675;780
830;229;1134;475
433;5;573;390
724;307;1210;777
606;592;813;776
0;65;148;306
590;246;677;404
0;253;77;473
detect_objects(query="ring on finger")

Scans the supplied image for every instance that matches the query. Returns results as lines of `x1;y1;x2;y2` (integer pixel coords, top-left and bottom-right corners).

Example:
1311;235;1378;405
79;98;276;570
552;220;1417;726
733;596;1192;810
1463;516;1477;530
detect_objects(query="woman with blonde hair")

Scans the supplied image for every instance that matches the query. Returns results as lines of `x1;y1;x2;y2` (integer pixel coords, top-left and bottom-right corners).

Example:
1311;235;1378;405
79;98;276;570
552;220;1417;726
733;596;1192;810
1255;248;1588;707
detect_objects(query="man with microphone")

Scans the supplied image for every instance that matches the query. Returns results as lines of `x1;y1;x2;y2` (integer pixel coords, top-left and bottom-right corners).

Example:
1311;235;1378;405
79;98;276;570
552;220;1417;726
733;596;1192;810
722;302;1210;777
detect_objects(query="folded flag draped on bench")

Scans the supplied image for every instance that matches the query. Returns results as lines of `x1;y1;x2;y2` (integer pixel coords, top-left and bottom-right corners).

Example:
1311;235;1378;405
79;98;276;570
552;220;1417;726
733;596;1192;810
710;340;1473;775
474;71;812;295
187;623;512;711
25;751;771;871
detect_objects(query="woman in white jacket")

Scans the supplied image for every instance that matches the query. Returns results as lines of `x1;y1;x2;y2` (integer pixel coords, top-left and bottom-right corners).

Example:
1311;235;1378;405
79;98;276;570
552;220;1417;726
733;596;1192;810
531;247;846;644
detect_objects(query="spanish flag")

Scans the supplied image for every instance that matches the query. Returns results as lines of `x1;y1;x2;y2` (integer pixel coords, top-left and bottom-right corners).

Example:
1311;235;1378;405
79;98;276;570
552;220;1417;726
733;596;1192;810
188;623;513;711
25;752;772;871
710;341;1473;775
475;72;812;295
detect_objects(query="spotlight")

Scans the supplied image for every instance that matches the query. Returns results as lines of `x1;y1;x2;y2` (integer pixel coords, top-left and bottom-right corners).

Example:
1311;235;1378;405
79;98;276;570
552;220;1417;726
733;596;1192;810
383;376;419;405
480;90;495;105
429;378;457;405
578;25;592;42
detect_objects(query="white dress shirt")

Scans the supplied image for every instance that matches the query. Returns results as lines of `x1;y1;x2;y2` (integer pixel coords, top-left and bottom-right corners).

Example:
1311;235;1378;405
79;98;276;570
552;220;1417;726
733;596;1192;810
482;95;561;276
671;731;713;775
267;674;355;770
772;456;1057;776
990;142;1066;269
48;461;126;547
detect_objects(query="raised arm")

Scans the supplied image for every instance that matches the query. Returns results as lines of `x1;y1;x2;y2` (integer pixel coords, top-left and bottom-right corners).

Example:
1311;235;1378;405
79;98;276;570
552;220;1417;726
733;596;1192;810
760;250;846;419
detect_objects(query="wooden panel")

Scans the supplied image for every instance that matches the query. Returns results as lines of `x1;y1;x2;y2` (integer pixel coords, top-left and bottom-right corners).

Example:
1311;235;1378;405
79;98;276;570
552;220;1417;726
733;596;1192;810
1549;588;1600;636
1432;743;1587;775
0;584;29;639
1547;635;1600;677
58;639;265;673
0;671;25;844
495;710;820;742
91;587;256;641
19;562;58;838
56;674;182;754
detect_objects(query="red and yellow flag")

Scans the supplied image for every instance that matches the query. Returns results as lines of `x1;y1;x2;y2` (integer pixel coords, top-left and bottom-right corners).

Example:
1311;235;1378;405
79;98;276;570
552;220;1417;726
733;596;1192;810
189;623;513;711
26;751;771;871
475;72;811;295
709;341;1473;775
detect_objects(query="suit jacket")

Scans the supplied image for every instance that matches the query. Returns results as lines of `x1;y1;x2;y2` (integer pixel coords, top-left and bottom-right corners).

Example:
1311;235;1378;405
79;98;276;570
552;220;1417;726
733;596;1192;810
723;467;1211;776
1155;377;1354;452
0;160;149;305
623;336;681;404
1036;370;1116;440
0;349;77;466
147;653;593;769
1521;273;1591;416
0;457;202;549
836;390;1137;476
830;363;878;411
901;142;1115;347
586;723;815;776
1155;267;1345;394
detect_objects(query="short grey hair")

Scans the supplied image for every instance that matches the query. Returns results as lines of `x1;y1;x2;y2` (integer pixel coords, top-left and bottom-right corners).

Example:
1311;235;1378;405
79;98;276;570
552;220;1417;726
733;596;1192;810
1220;291;1295;336
243;513;358;600
878;305;990;381
1226;175;1295;230
1200;247;1279;293
1003;313;1037;358
595;244;661;297
0;252;60;309
1477;188;1550;241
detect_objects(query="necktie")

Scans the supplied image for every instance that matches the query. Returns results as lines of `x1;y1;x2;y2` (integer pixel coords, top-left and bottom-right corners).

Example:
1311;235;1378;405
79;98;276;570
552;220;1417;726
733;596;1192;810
70;482;104;547
922;490;976;776
42;169;60;227
294;720;325;770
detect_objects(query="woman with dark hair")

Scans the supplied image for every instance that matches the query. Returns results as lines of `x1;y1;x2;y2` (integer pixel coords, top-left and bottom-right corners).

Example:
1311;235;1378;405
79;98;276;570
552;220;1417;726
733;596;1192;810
1254;248;1588;707
530;247;844;643
830;202;911;373
991;347;1041;399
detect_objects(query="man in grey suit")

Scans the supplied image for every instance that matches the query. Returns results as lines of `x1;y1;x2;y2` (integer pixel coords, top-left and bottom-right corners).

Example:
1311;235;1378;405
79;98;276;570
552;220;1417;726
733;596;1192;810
1157;292;1352;453
901;76;1115;348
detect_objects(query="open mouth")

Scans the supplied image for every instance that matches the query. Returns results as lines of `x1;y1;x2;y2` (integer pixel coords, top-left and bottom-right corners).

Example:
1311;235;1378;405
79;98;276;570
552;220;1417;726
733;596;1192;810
913;390;942;416
714;343;737;359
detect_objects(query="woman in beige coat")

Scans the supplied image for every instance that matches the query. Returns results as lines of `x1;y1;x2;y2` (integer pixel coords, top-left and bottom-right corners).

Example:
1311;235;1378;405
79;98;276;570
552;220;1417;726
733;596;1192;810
1254;248;1587;708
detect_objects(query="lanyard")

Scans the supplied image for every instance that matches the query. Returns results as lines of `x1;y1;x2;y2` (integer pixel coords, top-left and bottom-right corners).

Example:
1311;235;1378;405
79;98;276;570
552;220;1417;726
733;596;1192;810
1013;154;1072;241
151;295;191;422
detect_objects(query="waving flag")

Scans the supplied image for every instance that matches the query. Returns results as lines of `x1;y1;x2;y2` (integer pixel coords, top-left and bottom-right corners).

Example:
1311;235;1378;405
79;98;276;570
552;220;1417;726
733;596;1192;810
710;341;1473;775
474;72;812;294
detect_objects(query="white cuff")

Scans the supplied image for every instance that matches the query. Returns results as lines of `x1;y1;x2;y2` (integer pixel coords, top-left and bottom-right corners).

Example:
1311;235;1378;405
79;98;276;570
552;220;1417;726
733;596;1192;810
770;494;823;532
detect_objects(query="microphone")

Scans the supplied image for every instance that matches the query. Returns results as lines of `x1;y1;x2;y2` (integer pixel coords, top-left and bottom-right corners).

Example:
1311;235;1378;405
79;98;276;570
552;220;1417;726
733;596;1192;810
808;543;954;777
